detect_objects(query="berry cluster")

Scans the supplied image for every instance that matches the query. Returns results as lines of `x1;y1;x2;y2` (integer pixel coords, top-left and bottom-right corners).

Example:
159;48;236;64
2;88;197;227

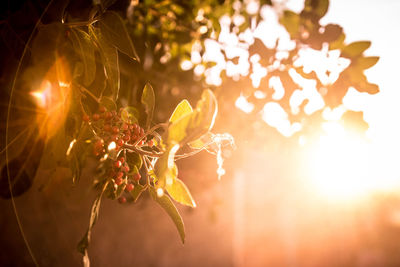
83;106;151;203
83;106;151;157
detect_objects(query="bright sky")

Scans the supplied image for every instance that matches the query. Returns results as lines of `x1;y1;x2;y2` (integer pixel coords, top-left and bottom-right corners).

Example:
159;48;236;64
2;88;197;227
320;0;400;143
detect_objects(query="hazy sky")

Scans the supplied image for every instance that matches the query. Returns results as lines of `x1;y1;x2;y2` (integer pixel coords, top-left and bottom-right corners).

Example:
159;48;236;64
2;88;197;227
322;0;400;141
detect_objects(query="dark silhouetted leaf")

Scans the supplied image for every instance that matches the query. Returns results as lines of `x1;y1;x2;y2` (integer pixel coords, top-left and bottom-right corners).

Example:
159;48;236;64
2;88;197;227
130;182;145;203
70;28;96;86
304;0;329;18
89;26;120;100
99;96;117;111
98;11;139;61
357;56;379;70
341;41;371;58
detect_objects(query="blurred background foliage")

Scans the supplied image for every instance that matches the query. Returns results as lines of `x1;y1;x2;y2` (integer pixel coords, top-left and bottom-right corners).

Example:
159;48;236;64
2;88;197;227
1;0;396;266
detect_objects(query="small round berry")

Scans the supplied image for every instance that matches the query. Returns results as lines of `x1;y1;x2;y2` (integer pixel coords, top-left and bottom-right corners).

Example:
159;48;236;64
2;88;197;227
123;135;130;142
99;106;106;113
121;124;129;131
115;177;123;186
82;114;90;122
147;139;154;147
117;139;124;146
119;157;125;163
118;196;126;204
133;172;141;182
103;124;112;132
112;126;119;134
113;160;122;169
92;113;100;121
125;183;134;192
123;165;130;173
116;171;124;179
105;112;113;120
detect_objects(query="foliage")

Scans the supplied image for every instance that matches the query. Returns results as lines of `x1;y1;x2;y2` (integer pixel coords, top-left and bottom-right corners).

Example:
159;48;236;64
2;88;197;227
0;0;381;265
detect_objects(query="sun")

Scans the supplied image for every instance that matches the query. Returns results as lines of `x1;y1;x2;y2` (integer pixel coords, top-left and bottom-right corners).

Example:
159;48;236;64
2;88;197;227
305;121;399;202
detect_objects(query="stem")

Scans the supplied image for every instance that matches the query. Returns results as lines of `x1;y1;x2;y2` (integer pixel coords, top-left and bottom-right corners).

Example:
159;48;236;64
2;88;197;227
74;82;100;103
123;144;162;157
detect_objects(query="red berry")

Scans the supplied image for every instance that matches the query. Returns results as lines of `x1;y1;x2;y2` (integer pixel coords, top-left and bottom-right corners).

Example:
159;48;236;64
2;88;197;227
117;139;124;146
119;157;125;163
116;171;124;179
125;183;134;192
99;106;106;113
103;124;111;132
92;113;100;121
123;165;130;173
115;177;123;186
121;124;128;131
123;135;130;142
82;114;90;122
105;112;112;120
113;160;122;168
147;139;154;147
112;126;119;134
133;172;141;181
118;196;126;204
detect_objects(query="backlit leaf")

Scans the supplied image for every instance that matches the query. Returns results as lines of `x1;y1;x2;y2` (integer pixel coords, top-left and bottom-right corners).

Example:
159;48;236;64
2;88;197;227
121;106;139;124
141;83;155;129
166;178;196;208
169;99;193;123
149;186;185;243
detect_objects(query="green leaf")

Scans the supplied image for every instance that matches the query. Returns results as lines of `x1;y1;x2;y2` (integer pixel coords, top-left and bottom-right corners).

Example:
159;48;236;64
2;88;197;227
77;181;109;257
188;132;214;150
149;186;185;243
121;106;139;124
130;183;145;203
167;90;218;144
341;41;371;58
70;28;96;86
188;89;218;137
357;56;379;70
166;178;196;208
169;100;193;123
126;151;142;170
98;11;139;61
304;0;329;18
154;146;178;188
89;26;120;100
141;83;155;129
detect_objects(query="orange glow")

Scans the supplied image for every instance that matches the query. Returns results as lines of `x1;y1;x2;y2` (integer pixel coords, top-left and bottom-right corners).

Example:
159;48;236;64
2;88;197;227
305;121;400;202
30;56;72;140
